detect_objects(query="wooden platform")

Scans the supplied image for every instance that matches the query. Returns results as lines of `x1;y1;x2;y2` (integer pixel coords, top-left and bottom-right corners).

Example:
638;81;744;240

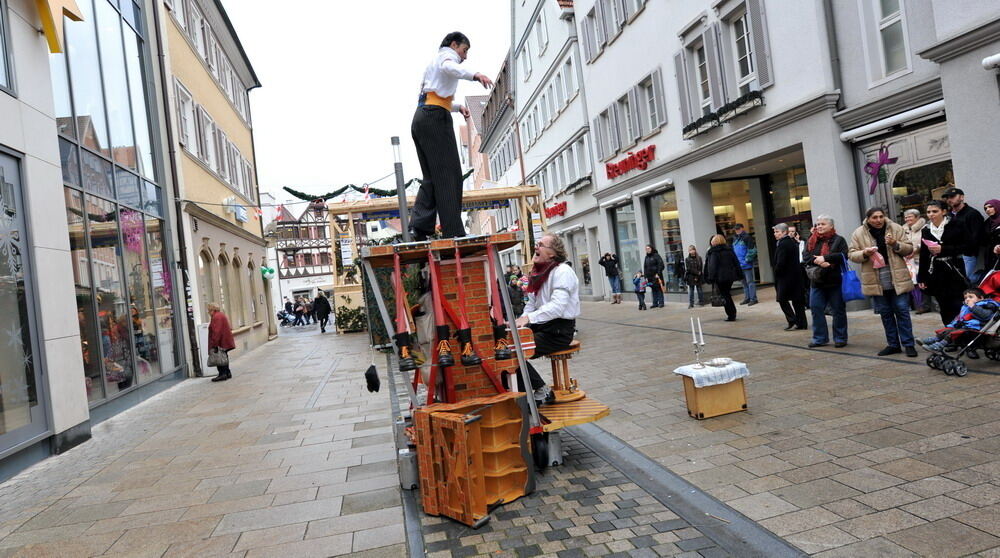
360;232;522;267
540;397;610;432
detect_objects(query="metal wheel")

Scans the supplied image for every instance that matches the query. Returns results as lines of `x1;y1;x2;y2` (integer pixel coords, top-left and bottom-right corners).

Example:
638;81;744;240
985;349;1000;361
942;359;957;376
926;355;940;369
953;360;969;377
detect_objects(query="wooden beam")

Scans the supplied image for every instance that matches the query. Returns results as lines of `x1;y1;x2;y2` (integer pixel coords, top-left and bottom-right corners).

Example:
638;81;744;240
326;185;541;216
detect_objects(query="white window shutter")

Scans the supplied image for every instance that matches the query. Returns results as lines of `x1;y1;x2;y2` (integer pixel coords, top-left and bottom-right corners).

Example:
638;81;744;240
595;1;607;47
652;68;668;127
608;106;621;154
704;24;727;110
592;117;605;160
673;51;692;126
582;18;594;61
627;87;642;142
747;0;774;88
616;0;627;26
634;85;650;137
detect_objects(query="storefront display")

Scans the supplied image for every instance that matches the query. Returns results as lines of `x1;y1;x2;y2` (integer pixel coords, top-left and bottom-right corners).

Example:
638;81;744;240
646;191;685;292
570;231;592;295
612;204;642;280
768;166;812;233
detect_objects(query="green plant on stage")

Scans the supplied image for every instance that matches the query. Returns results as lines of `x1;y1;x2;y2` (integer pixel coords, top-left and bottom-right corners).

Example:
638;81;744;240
334;296;367;333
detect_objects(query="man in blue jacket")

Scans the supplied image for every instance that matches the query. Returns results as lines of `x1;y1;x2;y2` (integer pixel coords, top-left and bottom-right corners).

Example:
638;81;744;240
732;224;758;305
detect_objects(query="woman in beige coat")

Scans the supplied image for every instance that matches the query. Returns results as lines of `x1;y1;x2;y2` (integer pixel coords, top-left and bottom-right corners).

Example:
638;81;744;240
901;209;930;314
848;207;917;357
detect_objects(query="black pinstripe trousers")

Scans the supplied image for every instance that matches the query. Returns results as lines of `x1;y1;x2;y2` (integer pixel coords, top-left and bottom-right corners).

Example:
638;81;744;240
410;105;465;238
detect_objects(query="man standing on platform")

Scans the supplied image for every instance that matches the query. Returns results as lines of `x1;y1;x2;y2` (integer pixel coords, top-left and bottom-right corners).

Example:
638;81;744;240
515;234;580;405
410;32;493;240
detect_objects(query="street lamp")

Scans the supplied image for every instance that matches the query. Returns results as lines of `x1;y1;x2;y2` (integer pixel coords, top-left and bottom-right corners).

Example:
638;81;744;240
391;136;411;242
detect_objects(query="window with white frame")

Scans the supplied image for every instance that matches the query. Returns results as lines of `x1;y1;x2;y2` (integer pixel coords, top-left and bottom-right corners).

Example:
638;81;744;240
694;44;712;115
175;82;197;155
189;3;206;56
599;108;617;158
547;84;556;117
555;73;566;107
215;130;228;178
198;108;216;169
577;137;589;175
617;94;634;146
172;0;187;30
878;0;907;76
566;145;578;181
535;12;548;54
563;59;575;98
602;0;623;40
540;94;549;124
731;11;758;95
640;78;657;132
519;44;532;79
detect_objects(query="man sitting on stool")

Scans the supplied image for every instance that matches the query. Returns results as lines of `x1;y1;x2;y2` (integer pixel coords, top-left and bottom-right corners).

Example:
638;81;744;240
515;234;580;405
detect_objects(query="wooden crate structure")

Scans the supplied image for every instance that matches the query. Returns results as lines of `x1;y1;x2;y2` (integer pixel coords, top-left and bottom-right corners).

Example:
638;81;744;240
681;376;748;420
413;393;534;526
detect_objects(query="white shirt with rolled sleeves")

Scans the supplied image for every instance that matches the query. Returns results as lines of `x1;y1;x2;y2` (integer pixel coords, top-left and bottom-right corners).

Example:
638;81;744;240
420;47;476;113
521;264;581;324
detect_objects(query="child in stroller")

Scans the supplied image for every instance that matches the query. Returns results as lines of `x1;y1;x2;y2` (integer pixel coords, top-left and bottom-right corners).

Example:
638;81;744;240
919;287;1000;376
276;310;293;327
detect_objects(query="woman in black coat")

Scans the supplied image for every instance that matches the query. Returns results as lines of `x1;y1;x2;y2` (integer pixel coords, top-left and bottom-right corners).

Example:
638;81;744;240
643;245;666;308
918;200;968;326
703;235;742;321
313;292;333;333
982;199;1000;272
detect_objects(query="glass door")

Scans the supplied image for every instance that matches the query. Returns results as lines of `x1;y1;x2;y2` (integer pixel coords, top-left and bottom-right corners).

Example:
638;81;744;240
0;152;48;455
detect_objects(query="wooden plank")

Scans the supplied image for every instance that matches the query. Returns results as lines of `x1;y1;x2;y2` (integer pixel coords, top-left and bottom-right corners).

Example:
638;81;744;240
326;185;541;216
540;397;611;432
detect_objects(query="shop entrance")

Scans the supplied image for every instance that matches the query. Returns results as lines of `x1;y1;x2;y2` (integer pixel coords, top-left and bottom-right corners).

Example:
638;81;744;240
611;204;642;282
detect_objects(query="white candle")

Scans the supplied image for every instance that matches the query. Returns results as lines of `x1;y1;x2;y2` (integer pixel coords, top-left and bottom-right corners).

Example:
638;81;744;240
690;317;696;344
697;318;705;345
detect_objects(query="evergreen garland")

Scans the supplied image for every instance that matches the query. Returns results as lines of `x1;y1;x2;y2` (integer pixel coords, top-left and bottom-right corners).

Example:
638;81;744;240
282;170;473;202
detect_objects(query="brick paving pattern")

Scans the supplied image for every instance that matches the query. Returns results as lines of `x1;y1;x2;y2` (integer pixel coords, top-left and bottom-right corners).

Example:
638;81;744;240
0;326;405;557
420;434;731;558
572;288;1000;556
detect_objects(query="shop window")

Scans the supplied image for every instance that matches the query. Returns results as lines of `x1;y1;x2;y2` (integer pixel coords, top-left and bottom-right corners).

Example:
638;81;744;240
891;160;954;222
146;216;177;372
87;195;135;398
571;232;592;295
231;257;245;327
65;188;104;402
0;0;12;93
647;191;685;292
878;0;907;76
120;208;160;382
612;204;642;278
96;0;137;171
65;0;111;157
768;166;811;228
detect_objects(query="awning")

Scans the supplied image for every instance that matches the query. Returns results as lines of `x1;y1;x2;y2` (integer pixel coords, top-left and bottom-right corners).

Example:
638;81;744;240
839;100;945;143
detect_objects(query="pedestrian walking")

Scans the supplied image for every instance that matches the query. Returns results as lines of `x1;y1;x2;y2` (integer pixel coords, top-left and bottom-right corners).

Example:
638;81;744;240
981;199;1000;272
283;296;293;315
848;207;917;357
207;302;235;382
632;271;648;310
902;209;930;314
918;200;969;326
292;297;305;326
772;223;808;331
643;245;665;308
598;253;623;304
804;215;849;348
731;224;758;305
703;235;742;321
788;224;810;307
942;187;985;283
684;246;705;308
313;292;332;333
303;300;313;325
409;32;493;240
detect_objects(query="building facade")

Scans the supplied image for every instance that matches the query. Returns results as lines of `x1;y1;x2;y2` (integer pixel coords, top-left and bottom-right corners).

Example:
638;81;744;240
273;201;334;303
161;0;273;371
2;0;189;480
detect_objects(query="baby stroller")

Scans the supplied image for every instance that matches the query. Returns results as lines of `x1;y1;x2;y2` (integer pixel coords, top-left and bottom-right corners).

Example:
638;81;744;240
925;272;1000;376
277;310;293;327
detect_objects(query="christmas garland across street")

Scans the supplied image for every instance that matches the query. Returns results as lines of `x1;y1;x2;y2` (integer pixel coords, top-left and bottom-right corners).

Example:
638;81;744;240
282;169;474;202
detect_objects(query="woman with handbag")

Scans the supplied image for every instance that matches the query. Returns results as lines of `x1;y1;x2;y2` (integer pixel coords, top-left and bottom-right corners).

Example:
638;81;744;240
207;302;236;382
804;215;850;348
703;235;742;321
684;246;705;308
918;200;969;326
848;207;917;357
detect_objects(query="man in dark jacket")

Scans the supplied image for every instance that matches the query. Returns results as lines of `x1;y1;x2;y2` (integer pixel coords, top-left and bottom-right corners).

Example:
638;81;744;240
942;187;985;282
772;223;807;330
732;224;758;305
313;292;333;333
598;253;622;304
803;215;849;348
643;245;666;308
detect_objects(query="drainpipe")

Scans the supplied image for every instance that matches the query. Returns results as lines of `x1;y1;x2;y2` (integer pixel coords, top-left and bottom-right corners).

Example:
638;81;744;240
822;0;845;110
151;3;203;376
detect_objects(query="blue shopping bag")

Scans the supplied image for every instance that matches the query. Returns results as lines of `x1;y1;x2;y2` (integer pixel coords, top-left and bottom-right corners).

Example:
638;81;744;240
840;254;865;302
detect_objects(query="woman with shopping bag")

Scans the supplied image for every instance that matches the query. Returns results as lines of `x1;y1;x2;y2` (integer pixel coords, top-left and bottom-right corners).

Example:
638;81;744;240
848;207;917;357
207;303;236;382
803;215;850;348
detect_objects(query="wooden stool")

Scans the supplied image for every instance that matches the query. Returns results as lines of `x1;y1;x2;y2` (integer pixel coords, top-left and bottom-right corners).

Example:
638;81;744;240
545;340;585;403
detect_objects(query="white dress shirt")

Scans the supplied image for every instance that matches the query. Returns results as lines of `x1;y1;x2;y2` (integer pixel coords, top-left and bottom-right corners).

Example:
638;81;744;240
420;47;476;112
522;263;581;324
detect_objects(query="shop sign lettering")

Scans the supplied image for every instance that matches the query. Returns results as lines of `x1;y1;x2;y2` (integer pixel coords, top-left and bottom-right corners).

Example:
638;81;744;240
606;145;656;179
544;202;567;218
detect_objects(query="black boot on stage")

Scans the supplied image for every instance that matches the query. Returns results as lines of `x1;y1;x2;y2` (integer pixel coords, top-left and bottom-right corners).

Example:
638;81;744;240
435;325;455;367
394;332;417;371
493;324;513;360
457;328;481;366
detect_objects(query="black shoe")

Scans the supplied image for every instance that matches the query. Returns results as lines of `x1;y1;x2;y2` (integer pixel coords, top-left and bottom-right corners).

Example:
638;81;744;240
725;317;736;321
784;324;796;331
739;299;749;305
320;328;326;333
461;353;482;366
834;342;848;348
410;229;429;242
747;300;758;306
904;346;918;357
689;304;694;309
877;346;902;356
211;374;228;382
808;342;828;348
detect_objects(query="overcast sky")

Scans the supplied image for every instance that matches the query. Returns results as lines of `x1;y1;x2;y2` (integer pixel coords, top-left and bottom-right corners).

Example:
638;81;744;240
221;1;511;203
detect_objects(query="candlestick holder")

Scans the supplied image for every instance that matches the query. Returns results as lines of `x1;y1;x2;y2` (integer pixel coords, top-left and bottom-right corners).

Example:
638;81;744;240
692;341;707;368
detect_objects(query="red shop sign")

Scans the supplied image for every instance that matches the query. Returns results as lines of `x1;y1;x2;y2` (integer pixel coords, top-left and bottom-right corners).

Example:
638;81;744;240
544;201;567;218
606;144;656;179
